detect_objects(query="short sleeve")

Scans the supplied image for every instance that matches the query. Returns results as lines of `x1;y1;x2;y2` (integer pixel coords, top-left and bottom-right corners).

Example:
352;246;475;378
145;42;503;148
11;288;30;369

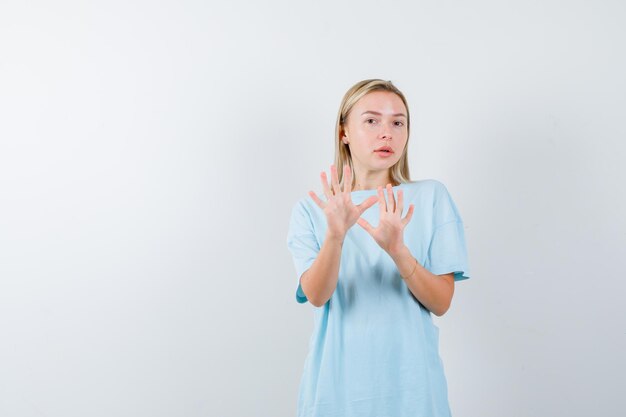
427;183;471;282
286;199;320;303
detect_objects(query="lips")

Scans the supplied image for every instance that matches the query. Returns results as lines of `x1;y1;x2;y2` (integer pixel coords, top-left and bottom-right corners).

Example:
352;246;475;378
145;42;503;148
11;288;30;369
374;146;394;153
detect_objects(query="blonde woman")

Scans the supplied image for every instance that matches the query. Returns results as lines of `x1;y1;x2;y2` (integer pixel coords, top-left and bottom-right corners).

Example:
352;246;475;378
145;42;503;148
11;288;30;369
287;79;470;417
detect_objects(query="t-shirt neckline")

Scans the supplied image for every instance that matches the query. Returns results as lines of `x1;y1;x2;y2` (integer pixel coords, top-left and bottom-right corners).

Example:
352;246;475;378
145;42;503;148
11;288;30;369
350;183;405;196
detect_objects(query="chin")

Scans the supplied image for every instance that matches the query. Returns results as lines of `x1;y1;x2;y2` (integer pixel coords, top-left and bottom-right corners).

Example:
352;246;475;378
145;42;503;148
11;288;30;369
379;157;400;167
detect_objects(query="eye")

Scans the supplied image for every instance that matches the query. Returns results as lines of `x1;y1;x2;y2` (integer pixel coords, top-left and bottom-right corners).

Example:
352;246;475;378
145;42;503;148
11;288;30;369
365;118;376;124
394;121;404;127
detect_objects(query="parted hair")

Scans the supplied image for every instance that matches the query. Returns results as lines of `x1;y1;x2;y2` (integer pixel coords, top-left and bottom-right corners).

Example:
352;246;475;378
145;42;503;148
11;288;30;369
334;79;413;190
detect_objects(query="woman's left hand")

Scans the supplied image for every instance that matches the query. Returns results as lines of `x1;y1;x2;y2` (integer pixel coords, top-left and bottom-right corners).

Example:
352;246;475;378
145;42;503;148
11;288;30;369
357;184;414;256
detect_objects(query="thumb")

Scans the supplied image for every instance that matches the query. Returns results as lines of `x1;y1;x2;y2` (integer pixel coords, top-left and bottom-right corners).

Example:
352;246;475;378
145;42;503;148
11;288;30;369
401;204;415;226
357;217;374;234
358;195;379;214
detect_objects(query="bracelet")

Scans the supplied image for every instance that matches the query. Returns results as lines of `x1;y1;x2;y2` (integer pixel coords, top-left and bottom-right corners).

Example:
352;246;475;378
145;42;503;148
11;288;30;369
401;258;418;280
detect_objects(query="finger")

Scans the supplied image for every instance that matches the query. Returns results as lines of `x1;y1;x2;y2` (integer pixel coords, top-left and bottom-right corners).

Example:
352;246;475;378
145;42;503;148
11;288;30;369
357;195;378;214
357;217;374;234
330;164;341;195
320;171;332;200
401;204;415;226
343;164;352;193
386;183;395;213
397;189;404;215
308;191;326;210
377;186;387;216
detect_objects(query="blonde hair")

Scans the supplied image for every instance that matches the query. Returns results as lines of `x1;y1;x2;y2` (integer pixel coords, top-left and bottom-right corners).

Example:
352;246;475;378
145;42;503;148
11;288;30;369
334;79;413;189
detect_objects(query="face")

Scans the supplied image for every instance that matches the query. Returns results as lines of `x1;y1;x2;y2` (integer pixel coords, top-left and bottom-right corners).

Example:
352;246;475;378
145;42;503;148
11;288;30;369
341;91;408;175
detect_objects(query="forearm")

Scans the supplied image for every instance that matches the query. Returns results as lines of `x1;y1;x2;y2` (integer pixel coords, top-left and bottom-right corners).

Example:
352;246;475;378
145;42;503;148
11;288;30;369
390;245;454;316
299;232;344;307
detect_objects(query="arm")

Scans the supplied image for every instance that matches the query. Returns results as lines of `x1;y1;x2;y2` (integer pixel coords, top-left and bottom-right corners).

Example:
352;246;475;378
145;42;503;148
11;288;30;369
299;231;344;307
301;164;377;307
390;244;455;316
356;185;455;316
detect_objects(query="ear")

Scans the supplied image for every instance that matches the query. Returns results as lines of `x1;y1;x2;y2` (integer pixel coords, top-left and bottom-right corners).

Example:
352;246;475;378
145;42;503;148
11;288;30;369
341;128;349;144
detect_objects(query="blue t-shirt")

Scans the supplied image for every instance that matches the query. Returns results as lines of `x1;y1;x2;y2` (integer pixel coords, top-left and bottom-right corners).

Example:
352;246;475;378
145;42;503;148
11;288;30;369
286;179;470;417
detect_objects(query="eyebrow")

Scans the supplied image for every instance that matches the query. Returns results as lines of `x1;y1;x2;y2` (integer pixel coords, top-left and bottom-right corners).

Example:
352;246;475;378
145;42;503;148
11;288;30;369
360;111;407;118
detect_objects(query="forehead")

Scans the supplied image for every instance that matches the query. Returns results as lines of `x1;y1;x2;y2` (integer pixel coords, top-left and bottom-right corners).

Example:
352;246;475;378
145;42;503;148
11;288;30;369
352;90;406;115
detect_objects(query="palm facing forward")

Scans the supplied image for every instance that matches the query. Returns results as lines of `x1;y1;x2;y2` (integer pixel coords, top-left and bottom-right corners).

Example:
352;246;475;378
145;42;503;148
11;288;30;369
308;164;378;239
308;165;414;252
357;184;414;255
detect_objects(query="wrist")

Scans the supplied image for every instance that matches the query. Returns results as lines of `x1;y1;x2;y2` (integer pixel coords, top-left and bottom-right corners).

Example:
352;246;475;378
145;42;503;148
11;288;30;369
401;258;418;280
389;244;419;280
388;243;410;261
325;230;345;244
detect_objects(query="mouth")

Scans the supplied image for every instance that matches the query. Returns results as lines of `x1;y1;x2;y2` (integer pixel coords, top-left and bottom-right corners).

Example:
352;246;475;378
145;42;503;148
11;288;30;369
374;146;394;154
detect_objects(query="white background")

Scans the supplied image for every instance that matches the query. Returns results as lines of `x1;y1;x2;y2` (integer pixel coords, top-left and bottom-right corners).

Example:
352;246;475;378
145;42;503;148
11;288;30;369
1;1;625;416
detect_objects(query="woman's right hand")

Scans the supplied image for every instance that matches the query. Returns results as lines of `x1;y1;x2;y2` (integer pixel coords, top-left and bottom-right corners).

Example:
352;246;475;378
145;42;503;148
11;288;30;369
308;164;378;239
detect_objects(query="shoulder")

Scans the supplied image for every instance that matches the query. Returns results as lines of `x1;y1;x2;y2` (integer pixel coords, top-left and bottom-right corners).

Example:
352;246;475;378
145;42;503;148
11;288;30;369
290;197;312;220
289;195;324;227
404;179;460;220
293;195;319;215
419;178;448;192
401;178;450;198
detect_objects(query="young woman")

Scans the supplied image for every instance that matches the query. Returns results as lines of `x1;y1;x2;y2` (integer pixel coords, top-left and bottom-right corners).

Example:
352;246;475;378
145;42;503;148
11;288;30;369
286;79;470;417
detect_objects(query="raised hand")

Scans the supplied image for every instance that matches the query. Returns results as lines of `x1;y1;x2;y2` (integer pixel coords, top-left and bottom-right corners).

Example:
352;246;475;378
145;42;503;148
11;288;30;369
357;184;415;255
308;164;378;239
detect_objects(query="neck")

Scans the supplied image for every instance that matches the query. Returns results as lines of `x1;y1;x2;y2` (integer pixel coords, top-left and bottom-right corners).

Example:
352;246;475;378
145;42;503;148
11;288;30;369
351;167;393;191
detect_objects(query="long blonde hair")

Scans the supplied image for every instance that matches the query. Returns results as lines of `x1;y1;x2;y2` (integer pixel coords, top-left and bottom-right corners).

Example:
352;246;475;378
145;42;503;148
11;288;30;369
334;79;413;189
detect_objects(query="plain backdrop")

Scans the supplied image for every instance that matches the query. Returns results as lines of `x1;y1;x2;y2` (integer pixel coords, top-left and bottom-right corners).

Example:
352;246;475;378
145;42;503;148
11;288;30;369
1;1;625;416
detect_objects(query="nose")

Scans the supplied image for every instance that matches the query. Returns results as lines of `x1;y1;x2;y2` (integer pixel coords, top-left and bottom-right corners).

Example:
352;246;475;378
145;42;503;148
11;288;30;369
380;122;392;141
